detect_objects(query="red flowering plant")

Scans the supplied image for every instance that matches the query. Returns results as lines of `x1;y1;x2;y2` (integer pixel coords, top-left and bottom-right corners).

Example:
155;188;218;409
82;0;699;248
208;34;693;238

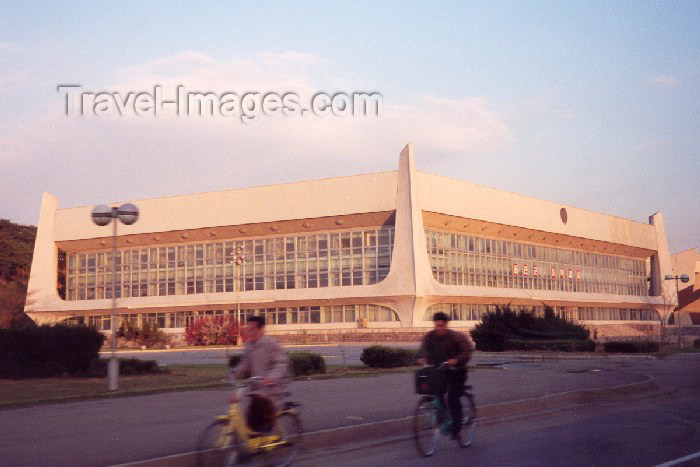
185;316;240;346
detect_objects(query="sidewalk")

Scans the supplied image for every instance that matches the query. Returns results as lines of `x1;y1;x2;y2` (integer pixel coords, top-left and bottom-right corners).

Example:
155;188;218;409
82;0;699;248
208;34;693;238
100;343;658;367
0;357;663;467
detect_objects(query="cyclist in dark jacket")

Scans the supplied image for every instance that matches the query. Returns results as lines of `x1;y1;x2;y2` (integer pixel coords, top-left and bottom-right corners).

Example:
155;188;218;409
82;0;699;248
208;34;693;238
417;312;474;439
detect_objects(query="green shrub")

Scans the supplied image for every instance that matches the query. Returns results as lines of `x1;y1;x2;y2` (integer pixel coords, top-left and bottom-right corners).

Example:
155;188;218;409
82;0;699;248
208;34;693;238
603;341;659;353
360;345;418;368
504;339;595;352
86;358;169;377
288;352;326;376
228;354;243;368
694;338;700;349
0;325;105;378
228;352;325;377
470;305;590;352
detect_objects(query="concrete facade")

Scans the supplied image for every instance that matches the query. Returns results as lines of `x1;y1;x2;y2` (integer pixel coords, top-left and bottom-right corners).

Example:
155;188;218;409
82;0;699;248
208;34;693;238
671;249;700;324
26;144;673;335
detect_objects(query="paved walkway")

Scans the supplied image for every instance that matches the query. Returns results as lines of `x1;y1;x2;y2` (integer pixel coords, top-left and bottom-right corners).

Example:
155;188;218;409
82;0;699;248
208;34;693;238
0;356;658;467
99;343;423;366
101;344;652;367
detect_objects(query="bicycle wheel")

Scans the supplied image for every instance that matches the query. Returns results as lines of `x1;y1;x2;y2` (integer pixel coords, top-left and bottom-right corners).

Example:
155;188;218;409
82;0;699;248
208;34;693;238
457;392;477;448
413;397;439;457
196;419;241;467
264;411;303;467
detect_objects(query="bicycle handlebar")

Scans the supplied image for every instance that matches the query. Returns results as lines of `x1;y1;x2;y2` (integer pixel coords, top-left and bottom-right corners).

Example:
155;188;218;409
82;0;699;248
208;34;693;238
228;375;282;390
421;362;457;371
419;361;457;370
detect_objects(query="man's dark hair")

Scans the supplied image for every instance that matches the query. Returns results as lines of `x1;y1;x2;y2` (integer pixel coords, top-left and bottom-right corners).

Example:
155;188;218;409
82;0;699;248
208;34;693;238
432;312;450;322
247;315;266;328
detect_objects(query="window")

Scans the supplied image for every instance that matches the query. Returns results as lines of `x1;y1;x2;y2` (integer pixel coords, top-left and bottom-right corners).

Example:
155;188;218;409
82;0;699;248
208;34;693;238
66;227;395;301
425;230;648;297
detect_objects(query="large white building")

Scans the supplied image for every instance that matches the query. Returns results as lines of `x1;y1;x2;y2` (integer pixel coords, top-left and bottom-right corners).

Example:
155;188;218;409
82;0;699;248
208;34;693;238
671;248;700;325
26;144;677;339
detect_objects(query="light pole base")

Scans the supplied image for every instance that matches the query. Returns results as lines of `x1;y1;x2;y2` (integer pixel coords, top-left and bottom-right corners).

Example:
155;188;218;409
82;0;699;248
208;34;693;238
108;357;119;391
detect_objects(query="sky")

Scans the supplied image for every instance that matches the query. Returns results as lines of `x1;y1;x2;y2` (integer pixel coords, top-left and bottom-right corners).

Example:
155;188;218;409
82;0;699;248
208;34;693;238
0;1;698;253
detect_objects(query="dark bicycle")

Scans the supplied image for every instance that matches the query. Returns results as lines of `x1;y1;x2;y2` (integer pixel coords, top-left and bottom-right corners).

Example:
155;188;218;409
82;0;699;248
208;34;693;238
413;365;477;457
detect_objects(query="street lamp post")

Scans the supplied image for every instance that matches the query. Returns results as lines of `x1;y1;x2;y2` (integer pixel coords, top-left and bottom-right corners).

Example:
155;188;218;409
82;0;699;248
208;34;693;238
664;273;690;349
91;203;139;391
234;244;245;346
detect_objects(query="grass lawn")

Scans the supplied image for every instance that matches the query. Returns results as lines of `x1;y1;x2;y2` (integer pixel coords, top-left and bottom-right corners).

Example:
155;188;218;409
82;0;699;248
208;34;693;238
0;363;498;409
0;364;229;408
654;347;700;358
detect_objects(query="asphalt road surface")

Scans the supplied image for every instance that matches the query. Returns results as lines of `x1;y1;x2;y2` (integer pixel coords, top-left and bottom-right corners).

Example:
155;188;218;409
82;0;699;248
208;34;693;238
297;353;700;467
297;393;700;467
2;353;696;467
0;357;645;467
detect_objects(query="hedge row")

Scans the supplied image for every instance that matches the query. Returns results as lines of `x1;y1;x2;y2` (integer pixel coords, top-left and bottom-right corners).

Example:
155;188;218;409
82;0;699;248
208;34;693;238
288;352;326;376
86;358;169;377
603;341;659;353
229;354;243;368
503;339;595;352
0;325;105;379
228;351;326;377
470;305;591;352
360;345;418;368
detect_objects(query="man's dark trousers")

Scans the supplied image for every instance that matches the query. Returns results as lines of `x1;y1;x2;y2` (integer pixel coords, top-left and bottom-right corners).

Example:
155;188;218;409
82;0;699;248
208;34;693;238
439;368;467;435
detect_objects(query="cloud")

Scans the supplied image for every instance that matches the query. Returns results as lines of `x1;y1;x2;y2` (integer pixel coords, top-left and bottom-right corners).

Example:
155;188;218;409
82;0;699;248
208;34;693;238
0;42;27;94
120;51;217;77
0;70;28;95
384;95;513;153
0;50;513;223
651;75;678;87
0;42;20;52
105;50;511;152
260;50;328;66
112;50;334;101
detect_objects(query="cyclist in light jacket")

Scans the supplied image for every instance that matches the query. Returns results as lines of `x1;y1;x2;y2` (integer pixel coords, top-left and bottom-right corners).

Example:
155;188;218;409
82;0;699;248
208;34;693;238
233;316;290;407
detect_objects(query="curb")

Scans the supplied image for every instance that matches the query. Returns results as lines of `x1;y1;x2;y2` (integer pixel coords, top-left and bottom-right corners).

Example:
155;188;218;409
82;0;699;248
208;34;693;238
99;343;350;355
114;374;661;467
475;352;657;361
100;347;660;361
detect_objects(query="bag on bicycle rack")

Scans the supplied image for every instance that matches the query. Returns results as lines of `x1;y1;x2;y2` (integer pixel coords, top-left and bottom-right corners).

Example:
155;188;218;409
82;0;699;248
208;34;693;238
246;394;276;433
414;367;447;395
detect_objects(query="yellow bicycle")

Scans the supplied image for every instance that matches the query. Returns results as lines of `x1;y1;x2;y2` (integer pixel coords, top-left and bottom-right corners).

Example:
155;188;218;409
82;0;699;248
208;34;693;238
196;377;303;467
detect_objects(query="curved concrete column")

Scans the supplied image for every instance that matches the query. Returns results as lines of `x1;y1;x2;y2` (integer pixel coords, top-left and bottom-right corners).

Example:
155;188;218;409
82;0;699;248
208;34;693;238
649;212;675;323
380;144;434;326
26;193;62;324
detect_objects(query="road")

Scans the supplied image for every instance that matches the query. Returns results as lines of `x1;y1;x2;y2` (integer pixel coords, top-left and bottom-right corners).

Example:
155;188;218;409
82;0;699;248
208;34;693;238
297;353;700;467
0;353;696;467
298;392;700;467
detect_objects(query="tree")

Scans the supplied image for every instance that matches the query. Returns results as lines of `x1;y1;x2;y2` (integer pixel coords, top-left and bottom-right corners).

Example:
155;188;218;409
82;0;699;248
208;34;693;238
0;219;36;283
116;320;170;348
185;316;240;346
658;283;677;345
0;284;36;329
470;304;591;351
0;219;37;329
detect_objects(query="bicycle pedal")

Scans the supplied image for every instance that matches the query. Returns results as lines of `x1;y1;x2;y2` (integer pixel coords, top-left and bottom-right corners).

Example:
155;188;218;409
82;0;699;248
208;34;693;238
259;437;284;449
